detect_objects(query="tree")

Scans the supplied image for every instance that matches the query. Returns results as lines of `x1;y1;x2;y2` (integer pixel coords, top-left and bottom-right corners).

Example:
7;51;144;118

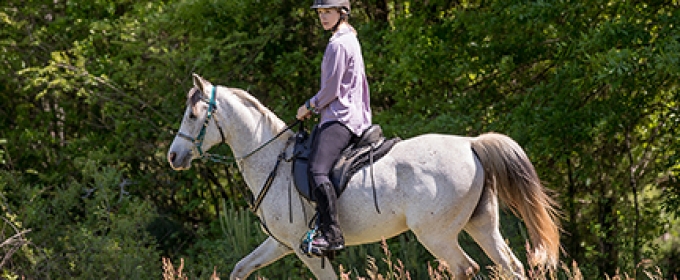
1;0;678;278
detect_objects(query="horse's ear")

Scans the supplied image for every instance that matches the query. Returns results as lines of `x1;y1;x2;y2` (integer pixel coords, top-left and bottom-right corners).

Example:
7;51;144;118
192;73;212;93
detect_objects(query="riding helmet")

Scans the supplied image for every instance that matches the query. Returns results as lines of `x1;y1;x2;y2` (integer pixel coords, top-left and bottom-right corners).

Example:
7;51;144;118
310;0;351;14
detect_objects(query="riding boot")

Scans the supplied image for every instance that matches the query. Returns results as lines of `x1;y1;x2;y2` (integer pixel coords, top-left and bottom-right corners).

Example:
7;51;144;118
312;182;344;251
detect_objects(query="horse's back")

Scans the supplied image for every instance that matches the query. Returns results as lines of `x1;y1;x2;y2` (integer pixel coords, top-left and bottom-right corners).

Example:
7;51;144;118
340;133;485;243
386;133;482;198
389;133;474;163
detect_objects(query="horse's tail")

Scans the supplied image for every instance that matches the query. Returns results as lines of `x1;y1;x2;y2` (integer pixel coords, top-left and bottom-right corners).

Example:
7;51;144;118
470;133;560;268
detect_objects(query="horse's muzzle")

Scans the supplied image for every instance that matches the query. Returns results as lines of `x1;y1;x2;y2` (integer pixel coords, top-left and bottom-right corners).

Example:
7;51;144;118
168;150;192;170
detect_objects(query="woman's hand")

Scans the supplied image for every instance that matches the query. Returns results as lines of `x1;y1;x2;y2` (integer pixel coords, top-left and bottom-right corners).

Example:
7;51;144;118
296;104;312;120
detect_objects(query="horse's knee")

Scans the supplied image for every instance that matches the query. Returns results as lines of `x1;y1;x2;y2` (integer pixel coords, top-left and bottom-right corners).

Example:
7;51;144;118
230;261;252;280
229;269;243;280
229;270;248;280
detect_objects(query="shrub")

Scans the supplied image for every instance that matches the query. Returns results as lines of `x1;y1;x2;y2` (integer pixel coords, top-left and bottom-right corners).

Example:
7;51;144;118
1;154;160;279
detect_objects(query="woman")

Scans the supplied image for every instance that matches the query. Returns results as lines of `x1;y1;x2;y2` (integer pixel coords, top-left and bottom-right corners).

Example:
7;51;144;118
296;0;372;253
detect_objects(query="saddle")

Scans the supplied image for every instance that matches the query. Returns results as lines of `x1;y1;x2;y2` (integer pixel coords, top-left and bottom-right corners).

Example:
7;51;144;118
292;124;400;206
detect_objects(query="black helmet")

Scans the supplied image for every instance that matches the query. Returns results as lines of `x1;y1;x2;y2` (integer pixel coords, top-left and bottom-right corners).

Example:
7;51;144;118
310;0;351;14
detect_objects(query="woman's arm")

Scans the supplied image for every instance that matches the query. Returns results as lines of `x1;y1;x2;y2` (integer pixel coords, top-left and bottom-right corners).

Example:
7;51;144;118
311;42;347;109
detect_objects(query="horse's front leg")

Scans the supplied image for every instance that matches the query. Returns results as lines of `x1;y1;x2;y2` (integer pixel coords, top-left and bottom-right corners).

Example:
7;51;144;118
292;250;339;279
230;237;293;280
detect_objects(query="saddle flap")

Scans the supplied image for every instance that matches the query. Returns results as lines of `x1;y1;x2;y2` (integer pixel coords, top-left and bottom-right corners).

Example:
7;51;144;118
292;128;314;200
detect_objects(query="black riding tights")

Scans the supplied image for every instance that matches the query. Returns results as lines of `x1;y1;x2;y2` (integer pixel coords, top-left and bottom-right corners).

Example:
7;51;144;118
309;121;355;187
308;121;354;242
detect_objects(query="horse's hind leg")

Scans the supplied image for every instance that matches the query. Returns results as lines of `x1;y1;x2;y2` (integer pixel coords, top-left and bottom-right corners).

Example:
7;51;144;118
412;228;480;279
410;212;480;279
464;187;525;279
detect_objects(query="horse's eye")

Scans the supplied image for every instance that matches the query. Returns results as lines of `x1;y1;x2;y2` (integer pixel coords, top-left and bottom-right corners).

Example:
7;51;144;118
189;113;197;120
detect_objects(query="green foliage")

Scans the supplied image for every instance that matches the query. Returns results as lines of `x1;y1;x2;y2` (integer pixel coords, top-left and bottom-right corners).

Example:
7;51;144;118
1;153;159;279
1;0;679;278
0;139;6;166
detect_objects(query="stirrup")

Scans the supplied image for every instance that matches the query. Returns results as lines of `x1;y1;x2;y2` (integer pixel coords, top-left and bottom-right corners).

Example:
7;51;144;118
300;228;325;258
311;236;345;251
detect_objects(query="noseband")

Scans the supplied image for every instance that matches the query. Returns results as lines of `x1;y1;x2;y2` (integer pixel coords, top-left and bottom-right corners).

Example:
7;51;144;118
177;86;227;159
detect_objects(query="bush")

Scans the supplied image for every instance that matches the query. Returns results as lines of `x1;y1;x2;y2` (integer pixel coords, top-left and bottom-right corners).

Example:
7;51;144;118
1;153;160;279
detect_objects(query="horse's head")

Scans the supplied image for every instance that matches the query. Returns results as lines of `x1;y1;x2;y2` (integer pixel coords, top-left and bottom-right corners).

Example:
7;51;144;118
167;74;225;170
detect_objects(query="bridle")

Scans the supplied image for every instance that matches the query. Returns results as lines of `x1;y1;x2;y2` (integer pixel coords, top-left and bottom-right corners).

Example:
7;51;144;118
176;85;300;164
173;85;317;249
174;85;301;213
176;86;227;160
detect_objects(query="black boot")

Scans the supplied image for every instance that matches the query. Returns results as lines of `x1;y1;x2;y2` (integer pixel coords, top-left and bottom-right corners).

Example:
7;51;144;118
311;182;344;251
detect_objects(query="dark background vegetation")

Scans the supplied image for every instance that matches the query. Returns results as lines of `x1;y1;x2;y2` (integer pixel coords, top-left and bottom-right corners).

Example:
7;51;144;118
1;0;679;279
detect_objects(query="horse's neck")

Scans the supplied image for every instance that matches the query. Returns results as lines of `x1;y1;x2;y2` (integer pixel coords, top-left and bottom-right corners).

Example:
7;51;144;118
217;90;291;195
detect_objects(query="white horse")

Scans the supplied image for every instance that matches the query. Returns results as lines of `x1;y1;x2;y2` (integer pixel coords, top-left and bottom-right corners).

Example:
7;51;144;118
167;74;560;279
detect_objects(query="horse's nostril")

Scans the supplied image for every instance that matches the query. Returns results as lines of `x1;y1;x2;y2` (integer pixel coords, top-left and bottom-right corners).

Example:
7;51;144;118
169;152;176;163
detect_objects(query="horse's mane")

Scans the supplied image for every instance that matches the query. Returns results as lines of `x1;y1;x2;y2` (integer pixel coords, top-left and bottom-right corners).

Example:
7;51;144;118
228;88;269;117
223;87;286;133
187;85;285;133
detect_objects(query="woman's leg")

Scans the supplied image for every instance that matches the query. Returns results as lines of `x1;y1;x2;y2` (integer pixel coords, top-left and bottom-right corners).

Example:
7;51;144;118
308;121;354;249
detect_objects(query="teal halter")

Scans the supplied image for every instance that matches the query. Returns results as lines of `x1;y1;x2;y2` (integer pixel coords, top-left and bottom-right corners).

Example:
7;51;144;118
177;86;225;159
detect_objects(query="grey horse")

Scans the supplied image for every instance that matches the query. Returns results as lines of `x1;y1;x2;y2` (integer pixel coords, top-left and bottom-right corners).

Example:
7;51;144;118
167;74;560;279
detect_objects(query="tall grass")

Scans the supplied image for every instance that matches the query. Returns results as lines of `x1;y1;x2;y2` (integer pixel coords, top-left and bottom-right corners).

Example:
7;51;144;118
162;257;220;280
218;199;264;258
161;241;669;280
162;203;672;279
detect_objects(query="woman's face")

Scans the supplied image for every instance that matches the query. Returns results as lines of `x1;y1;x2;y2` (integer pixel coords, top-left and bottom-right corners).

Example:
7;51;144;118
316;8;341;30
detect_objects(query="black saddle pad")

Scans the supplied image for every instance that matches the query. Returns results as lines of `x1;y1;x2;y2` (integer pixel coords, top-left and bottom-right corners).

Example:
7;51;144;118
292;124;400;201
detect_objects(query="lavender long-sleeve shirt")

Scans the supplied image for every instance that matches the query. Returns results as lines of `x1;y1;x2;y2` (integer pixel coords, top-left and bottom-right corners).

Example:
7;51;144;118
311;25;372;136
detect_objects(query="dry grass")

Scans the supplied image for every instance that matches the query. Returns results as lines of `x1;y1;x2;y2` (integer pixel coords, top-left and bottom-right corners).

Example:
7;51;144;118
161;240;670;280
162;257;188;280
163;257;220;280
